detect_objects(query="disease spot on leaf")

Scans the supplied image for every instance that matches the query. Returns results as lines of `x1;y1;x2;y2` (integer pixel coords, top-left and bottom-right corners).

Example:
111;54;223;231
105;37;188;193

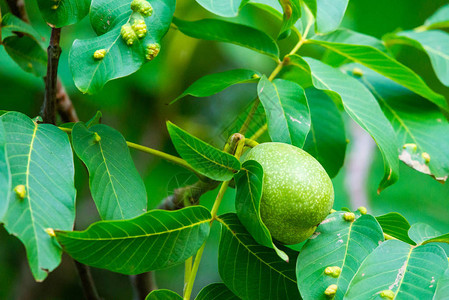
324;284;337;297
132;19;147;39
422;152;431;163
93;49;107;60
324;266;341;278
121;23;138;46
402;143;417;152
44;228;56;237
358;206;367;215
130;0;153;17
14;184;26;199
145;43;160;61
343;212;355;222
380;289;395;299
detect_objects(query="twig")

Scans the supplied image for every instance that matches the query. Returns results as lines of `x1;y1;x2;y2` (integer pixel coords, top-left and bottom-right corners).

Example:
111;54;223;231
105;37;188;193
74;260;101;300
6;0;29;23
130;273;157;300
42;27;62;124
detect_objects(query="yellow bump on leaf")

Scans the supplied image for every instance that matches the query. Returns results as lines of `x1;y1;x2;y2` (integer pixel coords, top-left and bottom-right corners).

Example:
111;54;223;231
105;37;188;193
380;289;395;299
422;152;430;163
252;73;260;79
131;19;147;39
343;212;355;222
402;143;417;151
324;266;341;278
14;184;26;199
51;4;59;10
45;228;56;237
120;23;138;46
130;0;153;17
352;67;364;77
324;284;337;297
93;132;101;143
93;49;107;60
329;209;337;214
145;43;160;61
358;206;367;215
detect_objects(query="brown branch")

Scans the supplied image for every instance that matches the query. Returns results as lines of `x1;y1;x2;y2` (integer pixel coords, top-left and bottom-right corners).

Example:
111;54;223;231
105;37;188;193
42;27;62;124
130;273;157;300
6;0;29;23
74;260;101;300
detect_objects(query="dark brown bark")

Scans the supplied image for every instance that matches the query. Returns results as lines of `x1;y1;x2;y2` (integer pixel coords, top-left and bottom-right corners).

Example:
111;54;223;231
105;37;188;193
56;78;79;122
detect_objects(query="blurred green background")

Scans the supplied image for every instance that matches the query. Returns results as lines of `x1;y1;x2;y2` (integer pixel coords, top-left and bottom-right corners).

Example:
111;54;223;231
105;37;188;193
1;0;449;299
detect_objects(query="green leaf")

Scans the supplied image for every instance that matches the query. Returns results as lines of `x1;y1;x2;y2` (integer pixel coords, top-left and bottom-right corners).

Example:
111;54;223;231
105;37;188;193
409;223;442;245
86;111;103;128
308;34;448;110
71;122;147;220
195;0;250;17
278;0;301;39
257;76;311;148
1;13;44;42
36;0;90;27
376;212;415;245
173;17;280;60
217;213;300;300
350;64;449;181
345;240;449;299
434;269;449;298
195;283;239;300
425;4;449;30
0;112;76;281
0;121;10;221
385;30;449;87
235;160;288;261
286;55;399;191
313;29;387;52
296;212;384;300
171;69;261;104
303;88;346;178
309;0;349;34
146;289;183;300
166;122;241;181
56;206;212;274
3;35;47;77
70;0;175;94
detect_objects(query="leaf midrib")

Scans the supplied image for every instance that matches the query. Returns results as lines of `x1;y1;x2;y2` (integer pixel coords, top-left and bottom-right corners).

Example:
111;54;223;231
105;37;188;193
60;218;210;241
217;216;296;284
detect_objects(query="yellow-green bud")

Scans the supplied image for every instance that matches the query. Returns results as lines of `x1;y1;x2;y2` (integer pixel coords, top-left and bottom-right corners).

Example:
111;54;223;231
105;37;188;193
14;184;26;199
352;67;364;78
324;284;337;298
131;19;147;39
358;206;367;215
343;212;355;222
130;0;153;17
93;49;107;60
380;289;395;299
422;152;430;163
324;266;341;278
121;23;138;46
94;132;101;143
329;209;337;214
45;228;56;237
145;43;160;61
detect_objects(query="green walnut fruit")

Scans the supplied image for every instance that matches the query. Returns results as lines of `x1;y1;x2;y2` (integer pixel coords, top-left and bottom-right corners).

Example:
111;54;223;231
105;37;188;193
244;142;334;245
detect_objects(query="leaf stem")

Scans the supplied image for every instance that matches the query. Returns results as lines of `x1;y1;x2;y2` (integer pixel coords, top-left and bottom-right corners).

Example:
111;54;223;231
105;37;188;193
250;123;268;141
244;138;259;148
183;243;206;300
58;127;208;181
183;256;193;296
239;13;313;135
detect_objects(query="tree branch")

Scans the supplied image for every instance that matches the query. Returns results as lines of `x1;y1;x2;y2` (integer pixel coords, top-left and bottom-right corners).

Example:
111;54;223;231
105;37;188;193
56;78;79;122
74;260;101;300
42;27;62;124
